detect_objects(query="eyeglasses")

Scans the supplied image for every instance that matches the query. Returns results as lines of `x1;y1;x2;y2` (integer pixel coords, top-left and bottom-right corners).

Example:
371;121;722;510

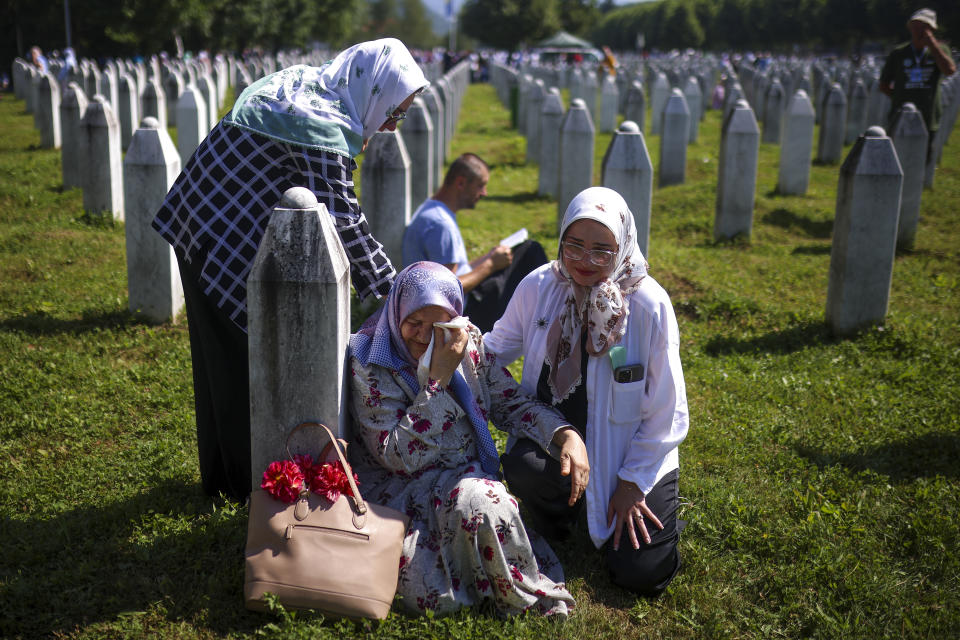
561;242;617;267
385;109;407;125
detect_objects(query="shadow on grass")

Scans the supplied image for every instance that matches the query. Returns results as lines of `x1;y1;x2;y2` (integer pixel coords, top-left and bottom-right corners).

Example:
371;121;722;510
761;208;833;238
791;244;831;255
0;481;259;638
703;320;836;355
0;308;146;335
794;432;960;482
482;192;548;204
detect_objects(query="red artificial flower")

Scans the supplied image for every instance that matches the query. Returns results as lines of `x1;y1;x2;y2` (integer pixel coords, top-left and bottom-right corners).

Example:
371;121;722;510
308;460;359;503
261;459;305;504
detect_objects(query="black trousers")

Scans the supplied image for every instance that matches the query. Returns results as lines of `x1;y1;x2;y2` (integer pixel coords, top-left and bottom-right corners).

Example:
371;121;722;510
502;437;682;597
179;258;252;501
464;240;548;334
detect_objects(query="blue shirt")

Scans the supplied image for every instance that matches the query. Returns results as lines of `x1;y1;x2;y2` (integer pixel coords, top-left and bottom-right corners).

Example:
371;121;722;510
402;199;471;275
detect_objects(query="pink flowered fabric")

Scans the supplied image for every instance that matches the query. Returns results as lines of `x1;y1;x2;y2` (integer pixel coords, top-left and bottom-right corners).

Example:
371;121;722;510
348;323;574;617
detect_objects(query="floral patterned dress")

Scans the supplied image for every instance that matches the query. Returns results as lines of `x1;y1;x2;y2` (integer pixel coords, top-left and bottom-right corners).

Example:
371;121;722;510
347;325;576;617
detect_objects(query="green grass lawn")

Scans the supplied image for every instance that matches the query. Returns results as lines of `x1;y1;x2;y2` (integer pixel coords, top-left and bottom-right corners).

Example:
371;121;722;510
1;81;958;639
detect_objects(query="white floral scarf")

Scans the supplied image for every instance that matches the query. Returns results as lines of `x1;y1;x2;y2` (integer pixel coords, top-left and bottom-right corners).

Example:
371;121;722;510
226;38;428;157
545;187;648;402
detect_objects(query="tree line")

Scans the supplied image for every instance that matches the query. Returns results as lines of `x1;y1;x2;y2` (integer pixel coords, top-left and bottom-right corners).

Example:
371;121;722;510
3;0;957;79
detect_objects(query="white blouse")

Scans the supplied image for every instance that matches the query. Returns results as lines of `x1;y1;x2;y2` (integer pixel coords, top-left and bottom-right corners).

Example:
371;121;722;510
484;264;689;548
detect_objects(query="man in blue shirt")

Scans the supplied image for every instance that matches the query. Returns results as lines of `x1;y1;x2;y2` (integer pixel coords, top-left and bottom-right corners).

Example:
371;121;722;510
403;153;547;332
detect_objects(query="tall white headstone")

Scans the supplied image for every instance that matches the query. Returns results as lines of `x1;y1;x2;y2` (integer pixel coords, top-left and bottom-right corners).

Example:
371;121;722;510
360;130;412;266
683;76;702;143
403;97;435;208
248;187;352;487
715;99;760;240
650;72;670;135
538;89;564;198
778;89;815;195
817;83;847;164
60;83;88;189
624;81;646;133
602;121;653;257
557;98;595;230
659;89;690;187
890;104;928;250
826;127;903;336
140;79;167;130
123;117;184;323
598;75;619;134
80;96;124;220
176;86;208;167
117;72;140;151
36;73;61;149
761;79;785;144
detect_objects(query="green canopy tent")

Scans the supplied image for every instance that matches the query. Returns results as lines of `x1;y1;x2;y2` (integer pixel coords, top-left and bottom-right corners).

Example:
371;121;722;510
532;31;602;64
535;31;595;49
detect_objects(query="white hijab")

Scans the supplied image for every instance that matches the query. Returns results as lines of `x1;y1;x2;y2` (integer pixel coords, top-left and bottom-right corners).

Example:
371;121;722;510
227;38;428;156
545;187;648;402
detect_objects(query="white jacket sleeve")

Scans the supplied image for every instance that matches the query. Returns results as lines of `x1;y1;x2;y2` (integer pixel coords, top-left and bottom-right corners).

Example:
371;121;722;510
482;269;538;366
617;302;689;496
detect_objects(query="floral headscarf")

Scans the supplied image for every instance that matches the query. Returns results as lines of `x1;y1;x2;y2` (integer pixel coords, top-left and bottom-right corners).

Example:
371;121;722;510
227;38;429;157
545;187;648;402
351;262;463;388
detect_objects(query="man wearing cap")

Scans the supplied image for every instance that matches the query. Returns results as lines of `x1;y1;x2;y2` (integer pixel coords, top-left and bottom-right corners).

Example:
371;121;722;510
879;8;956;160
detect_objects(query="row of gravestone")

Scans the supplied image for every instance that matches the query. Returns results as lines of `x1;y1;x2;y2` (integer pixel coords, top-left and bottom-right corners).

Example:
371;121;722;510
497;52;959;190
11;48;466;322
488;60;941;342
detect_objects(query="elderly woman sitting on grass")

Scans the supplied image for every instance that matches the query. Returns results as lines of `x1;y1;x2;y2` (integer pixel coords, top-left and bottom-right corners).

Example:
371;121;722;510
347;261;588;617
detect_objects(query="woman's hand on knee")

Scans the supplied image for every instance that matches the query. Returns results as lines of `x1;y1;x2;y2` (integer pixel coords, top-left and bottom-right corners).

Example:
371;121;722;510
607;478;663;550
552;426;589;506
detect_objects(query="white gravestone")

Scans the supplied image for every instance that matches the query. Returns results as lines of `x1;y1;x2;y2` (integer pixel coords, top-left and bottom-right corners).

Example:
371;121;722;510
538;88;565;198
80;96;124;220
60;83;88;189
778;89;816;195
403;97;435;208
659;88;690;187
826;127;903;336
890;104;928;250
844;79;868;145
598;75;619;134
715;99;760;240
36;73;61;149
140;79;167;130
650;72;670;135
761;79;785;144
117;72;140;151
123;117;184;323
419;86;446;190
602;121;653;257
817;83;847;164
557;98;596;230
176;86;208;168
525;79;546;164
684;76;702;143
360;130;412;266
248;187;352;488
625;81;646;133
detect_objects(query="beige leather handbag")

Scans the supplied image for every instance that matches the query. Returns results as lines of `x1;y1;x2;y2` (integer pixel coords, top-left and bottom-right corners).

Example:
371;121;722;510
244;422;410;619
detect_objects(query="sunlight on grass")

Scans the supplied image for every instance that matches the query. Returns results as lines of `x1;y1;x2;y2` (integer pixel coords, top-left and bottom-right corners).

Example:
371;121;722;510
1;79;958;639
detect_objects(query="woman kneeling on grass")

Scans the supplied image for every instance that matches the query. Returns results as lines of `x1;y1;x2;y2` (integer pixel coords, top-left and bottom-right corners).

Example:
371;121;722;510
484;187;689;597
347;261;588;616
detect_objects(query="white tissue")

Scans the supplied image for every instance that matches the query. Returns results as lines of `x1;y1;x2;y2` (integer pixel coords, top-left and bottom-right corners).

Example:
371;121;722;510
417;316;471;386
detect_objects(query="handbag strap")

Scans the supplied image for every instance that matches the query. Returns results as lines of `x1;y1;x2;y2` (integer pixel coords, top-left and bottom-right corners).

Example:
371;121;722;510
286;421;367;516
